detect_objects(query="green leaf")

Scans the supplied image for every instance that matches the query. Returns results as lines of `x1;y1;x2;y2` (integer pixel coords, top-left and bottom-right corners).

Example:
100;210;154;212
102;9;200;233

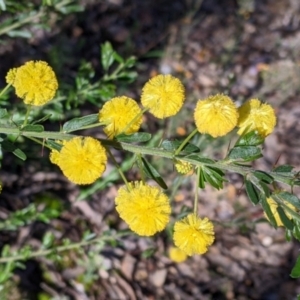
246;173;270;197
202;166;226;190
32;114;52;125
293;222;300;241
0;0;6;11
7;30;32;38
161;140;200;154
0;108;8;118
42;232;55;249
63;114;99;132
245;180;260;205
285;229;293;242
101;42;115;71
290;255;300;278
22;124;44;132
46;140;63;151
228;146;262;162
199;168;205;189
115;132;151;143
277;206;294;230
186;155;214;164
235;130;264;146
141;157;168;189
253;171;274;184
273;164;294;173
276;192;300;210
13;148;27;161
261;195;277;227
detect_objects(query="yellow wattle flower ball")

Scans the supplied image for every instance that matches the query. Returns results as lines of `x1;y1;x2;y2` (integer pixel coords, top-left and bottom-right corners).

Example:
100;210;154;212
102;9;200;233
99;96;142;139
237;99;276;137
168;247;188;263
141;74;185;119
5;68;18;85
8;61;58;106
49;140;66;165
173;213;215;256
194;94;238;138
115;181;171;236
57;137;107;185
264;197;296;227
174;159;193;175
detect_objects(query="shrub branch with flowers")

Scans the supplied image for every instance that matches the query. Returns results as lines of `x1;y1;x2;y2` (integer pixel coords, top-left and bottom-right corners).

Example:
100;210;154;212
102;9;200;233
1;42;300;289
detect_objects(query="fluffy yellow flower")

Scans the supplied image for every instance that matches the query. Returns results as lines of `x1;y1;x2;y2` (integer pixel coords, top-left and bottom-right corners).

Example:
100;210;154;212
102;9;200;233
174;159;193;175
9;61;58;106
141;74;185;119
57;137;107;185
99;96;142;139
194;94;238;138
169;247;188;263
264;197;296;226
237;99;276;137
173;214;215;256
115;181;171;236
5;68;18;85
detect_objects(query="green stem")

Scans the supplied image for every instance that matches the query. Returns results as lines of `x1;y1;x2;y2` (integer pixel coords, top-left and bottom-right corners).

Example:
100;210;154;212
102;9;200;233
25;136;52;150
0;125;295;186
0;232;127;264
106;147;130;190
23;106;32;127
174;128;198;156
0;84;11;98
194;167;200;215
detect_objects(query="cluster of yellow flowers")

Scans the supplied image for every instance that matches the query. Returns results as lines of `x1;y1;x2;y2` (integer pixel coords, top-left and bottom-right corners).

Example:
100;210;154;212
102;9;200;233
5;60;278;259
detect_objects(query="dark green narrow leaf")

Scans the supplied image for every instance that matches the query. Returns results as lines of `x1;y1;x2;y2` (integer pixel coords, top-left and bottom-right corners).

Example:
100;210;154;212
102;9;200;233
285;229;293;242
141;157;168;190
202;166;225;190
293;222;300;241
290;255;300;278
46;140;63;151
277;206;294;230
245;180;260;205
13;148;26;161
273;164;294;173
22;124;44;132
261;196;277;228
199;168;205;189
253;171;274;184
116;132;151;143
63;114;99;132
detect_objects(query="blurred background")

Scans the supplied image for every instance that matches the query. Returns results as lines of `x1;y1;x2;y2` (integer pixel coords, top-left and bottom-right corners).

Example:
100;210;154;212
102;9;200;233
1;0;300;299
